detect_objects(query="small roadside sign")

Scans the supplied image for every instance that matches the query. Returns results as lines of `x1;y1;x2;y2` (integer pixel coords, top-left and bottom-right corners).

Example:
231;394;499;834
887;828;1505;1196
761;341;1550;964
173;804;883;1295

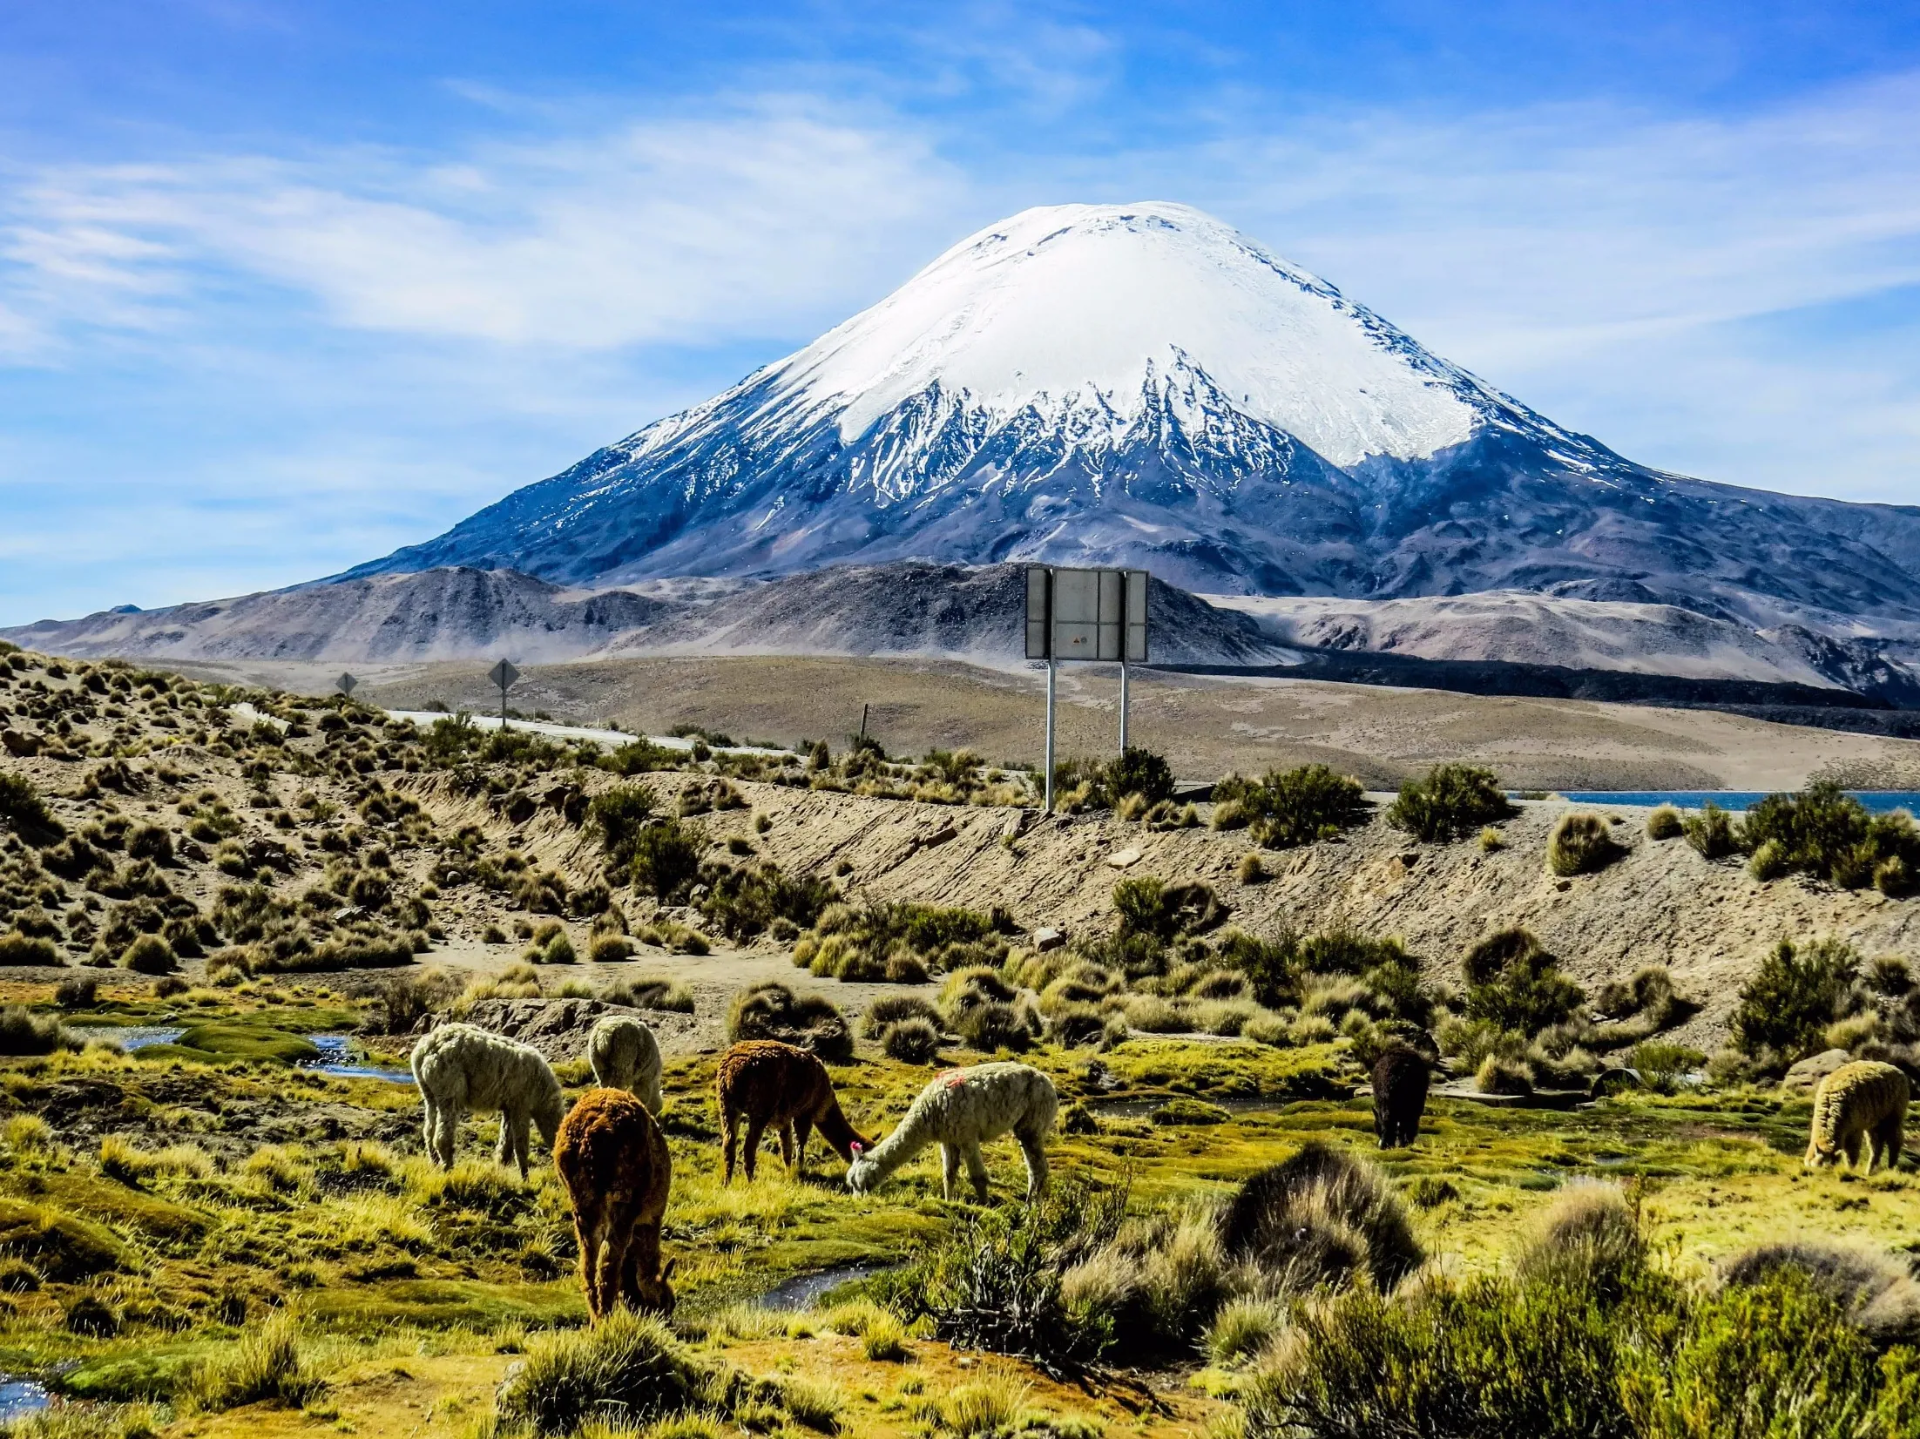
334;673;358;697
488;659;519;691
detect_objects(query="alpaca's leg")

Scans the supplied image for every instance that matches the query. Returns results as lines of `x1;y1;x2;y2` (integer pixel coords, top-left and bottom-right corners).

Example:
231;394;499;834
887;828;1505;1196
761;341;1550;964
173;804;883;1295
628;1221;665;1313
743;1117;768;1181
1873;1114;1903;1173
494;1111;515;1167
598;1224;632;1318
509;1112;532;1180
1845;1126;1867;1171
792;1116;813;1175
1016;1126;1050;1200
421;1099;439;1164
776;1120;796;1174
940;1143;961;1200
963;1143;989;1203
434;1103;459;1170
721;1108;738;1185
645;1072;665;1117
573;1208;606;1320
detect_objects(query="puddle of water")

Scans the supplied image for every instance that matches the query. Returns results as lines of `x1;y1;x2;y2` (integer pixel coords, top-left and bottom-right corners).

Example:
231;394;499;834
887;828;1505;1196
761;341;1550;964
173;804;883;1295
0;1377;51;1422
757;1264;885;1312
301;1035;414;1084
67;1025;183;1052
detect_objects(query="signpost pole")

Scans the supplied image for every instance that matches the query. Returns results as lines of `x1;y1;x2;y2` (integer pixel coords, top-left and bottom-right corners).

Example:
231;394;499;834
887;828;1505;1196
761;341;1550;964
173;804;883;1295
487;659;519;732
1044;658;1057;814
1119;660;1129;754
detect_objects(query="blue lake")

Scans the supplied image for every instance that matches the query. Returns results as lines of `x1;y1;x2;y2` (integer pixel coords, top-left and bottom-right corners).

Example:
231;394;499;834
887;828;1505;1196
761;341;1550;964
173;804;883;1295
1553;791;1920;814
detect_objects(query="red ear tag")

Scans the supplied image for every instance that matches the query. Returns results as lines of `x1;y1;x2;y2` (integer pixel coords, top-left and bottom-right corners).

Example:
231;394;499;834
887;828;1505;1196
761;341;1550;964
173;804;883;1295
849;1141;864;1155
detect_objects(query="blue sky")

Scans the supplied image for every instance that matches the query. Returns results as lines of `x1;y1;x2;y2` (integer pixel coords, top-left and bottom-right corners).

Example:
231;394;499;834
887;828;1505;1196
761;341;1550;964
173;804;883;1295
3;1;1919;624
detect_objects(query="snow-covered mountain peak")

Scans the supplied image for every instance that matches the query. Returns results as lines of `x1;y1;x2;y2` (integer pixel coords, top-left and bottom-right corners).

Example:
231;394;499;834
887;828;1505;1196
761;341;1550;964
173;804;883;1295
762;201;1479;467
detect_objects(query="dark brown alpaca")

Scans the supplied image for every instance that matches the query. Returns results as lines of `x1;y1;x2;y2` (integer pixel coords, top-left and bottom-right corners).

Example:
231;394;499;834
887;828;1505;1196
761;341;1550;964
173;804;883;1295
716;1039;870;1183
554;1088;676;1320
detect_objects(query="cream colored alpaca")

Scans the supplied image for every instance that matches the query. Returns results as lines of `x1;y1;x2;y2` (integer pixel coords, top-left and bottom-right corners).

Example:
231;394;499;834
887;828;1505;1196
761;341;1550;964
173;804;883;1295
411;1022;565;1179
1806;1060;1909;1175
588;1015;664;1115
846;1062;1056;1202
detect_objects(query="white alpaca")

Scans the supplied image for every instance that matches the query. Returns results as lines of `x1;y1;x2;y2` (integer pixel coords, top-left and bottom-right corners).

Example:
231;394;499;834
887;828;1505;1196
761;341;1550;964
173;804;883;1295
588;1015;664;1115
410;1022;566;1180
845;1062;1057;1202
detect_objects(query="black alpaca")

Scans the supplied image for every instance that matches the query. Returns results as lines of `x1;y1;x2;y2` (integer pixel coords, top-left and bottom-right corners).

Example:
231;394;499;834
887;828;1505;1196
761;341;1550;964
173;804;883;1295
1372;1046;1430;1149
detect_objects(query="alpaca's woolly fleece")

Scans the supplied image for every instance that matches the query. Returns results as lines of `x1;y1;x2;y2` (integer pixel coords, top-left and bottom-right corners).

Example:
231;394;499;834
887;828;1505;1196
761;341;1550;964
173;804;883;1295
589;1016;664;1115
715;1040;869;1183
411;1021;566;1179
1371;1046;1430;1150
845;1061;1056;1202
555;1087;675;1320
1806;1060;1910;1174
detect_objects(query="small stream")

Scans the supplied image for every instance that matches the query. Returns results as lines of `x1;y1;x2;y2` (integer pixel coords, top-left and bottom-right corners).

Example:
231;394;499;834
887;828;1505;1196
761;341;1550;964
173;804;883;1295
756;1264;888;1311
0;1377;51;1422
71;1027;412;1083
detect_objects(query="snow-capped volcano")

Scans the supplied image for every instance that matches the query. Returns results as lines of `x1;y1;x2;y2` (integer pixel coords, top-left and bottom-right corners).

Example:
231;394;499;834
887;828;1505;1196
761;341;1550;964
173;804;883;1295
776;202;1480;467
348;202;1920;633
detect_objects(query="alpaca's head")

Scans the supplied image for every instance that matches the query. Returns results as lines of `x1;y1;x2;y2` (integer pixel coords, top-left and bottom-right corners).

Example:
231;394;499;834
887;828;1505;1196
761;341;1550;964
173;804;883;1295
1804;1139;1842;1170
534;1085;567;1148
845;1140;878;1194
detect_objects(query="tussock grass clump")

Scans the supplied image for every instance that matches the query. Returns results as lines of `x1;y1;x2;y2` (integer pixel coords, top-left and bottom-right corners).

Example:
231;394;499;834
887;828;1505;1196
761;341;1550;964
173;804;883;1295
1475;1054;1534;1095
1721;1241;1920;1348
0;773;62;845
1386;764;1514;843
939;966;1041;1053
118;933;177;975
726;981;852;1062
1461;928;1584;1037
605;973;696;1014
1219;1142;1423;1295
1546;812;1625;877
1646;804;1684;840
185;1308;323;1411
0;930;61;967
794;899;993;983
0;1006;81;1056
1207;1295;1288;1366
1683;800;1739;859
494;1309;734;1436
881;1016;942;1064
1513;1181;1644;1297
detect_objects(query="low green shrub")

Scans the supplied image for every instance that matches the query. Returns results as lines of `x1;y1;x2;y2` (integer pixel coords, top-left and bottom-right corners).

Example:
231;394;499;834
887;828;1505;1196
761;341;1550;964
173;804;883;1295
587;784;656;869
1215;764;1370;849
1107;747;1175;807
1386;764;1514;843
630;818;705;901
0;1006;80;1055
1112;877;1224;942
1462;929;1584;1037
1729;935;1861;1067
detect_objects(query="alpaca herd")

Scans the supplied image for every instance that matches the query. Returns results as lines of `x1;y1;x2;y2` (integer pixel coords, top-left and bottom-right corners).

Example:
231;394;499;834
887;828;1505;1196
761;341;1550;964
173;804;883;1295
409;1013;1060;1320
411;1008;1906;1327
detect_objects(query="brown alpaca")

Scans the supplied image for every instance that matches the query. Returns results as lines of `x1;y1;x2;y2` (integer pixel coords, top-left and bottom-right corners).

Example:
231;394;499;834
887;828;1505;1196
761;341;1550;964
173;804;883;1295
554;1088;676;1320
716;1039;870;1183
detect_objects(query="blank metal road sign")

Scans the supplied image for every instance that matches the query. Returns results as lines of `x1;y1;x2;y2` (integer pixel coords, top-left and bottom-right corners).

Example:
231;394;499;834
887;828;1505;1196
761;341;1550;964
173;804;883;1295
488;659;520;691
334;673;358;696
1024;567;1148;662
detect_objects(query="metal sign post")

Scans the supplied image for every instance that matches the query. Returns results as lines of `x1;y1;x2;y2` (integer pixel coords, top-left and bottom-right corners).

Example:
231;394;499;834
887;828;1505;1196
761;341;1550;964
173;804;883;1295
488;659;519;729
1024;566;1149;812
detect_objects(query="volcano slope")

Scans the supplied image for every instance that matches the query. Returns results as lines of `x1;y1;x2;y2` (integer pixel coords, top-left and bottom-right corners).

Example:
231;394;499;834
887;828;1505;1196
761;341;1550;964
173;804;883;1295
8;642;1920;1435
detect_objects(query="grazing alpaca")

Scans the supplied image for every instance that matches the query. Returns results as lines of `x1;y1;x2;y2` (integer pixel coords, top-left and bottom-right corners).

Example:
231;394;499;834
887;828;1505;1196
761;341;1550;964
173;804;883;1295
1372;1045;1431;1149
845;1061;1057;1202
410;1022;566;1180
554;1088;676;1319
715;1040;869;1183
589;1015;664;1115
1806;1060;1910;1174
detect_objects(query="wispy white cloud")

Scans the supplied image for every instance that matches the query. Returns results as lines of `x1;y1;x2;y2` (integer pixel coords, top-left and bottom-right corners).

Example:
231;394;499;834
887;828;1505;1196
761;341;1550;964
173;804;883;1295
3;101;971;351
